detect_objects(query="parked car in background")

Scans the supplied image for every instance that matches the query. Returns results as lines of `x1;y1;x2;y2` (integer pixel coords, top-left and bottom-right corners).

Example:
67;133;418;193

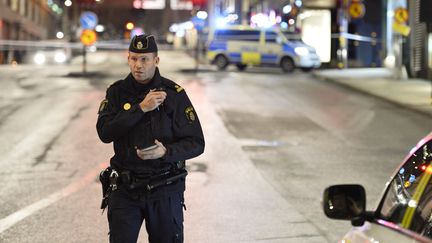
206;25;321;72
323;132;432;243
24;48;71;65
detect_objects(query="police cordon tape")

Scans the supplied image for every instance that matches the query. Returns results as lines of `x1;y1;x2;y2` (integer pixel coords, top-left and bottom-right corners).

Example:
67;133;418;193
0;39;173;51
0;39;128;50
330;33;381;43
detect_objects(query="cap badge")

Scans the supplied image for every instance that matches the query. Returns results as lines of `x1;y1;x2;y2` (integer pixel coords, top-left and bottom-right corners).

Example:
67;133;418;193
137;41;143;49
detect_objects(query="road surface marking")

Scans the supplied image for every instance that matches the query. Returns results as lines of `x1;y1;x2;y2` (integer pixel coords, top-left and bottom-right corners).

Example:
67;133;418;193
0;162;107;233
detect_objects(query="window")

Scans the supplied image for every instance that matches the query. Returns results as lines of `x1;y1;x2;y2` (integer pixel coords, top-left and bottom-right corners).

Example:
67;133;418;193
19;0;26;16
10;0;18;11
214;30;260;42
379;140;432;239
282;32;302;42
265;31;278;43
31;1;39;24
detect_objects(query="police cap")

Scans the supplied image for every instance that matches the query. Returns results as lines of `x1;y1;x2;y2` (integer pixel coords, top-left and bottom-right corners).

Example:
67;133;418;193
129;34;158;53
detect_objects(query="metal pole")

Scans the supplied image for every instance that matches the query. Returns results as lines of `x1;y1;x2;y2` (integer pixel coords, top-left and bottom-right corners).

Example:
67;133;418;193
343;0;349;68
394;34;402;79
385;0;393;66
241;0;249;25
195;31;199;72
82;45;87;74
428;24;432;104
337;0;349;69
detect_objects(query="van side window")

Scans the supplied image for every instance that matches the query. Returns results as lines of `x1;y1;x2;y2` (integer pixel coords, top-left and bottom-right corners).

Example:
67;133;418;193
265;31;278;43
214;30;260;42
379;140;432;239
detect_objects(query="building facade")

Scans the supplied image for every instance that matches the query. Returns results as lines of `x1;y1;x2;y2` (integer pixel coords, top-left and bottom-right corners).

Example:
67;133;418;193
407;0;431;80
0;0;60;63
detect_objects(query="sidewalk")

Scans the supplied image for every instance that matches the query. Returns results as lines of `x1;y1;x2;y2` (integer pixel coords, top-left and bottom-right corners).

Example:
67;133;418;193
313;68;432;117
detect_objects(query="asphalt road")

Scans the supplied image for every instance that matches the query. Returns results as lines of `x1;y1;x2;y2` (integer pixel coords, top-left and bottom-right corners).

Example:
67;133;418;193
0;50;430;243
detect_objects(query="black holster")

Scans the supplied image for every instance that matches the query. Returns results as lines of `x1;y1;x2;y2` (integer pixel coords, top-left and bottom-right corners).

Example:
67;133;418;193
99;162;187;210
99;166;115;211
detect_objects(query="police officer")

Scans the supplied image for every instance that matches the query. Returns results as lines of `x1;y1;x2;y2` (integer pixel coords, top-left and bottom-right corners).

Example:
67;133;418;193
96;34;205;243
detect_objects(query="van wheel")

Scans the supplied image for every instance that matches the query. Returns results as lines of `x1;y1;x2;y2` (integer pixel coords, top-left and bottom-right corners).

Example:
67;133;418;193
236;64;247;71
215;55;229;70
280;57;295;72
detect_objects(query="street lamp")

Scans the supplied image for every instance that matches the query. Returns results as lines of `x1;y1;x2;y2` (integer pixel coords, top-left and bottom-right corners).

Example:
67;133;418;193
126;22;135;30
197;11;208;20
56;31;65;39
95;24;105;32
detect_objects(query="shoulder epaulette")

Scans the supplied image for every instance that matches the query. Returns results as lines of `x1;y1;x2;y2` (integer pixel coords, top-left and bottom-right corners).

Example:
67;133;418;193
161;78;184;93
173;84;184;93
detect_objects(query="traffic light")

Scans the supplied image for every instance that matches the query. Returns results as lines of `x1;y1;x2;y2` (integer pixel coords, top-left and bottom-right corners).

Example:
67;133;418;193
124;22;135;40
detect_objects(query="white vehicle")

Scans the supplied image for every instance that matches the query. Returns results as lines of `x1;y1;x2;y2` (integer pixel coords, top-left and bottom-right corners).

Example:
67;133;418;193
206;25;321;72
31;48;71;65
323;133;432;243
0;39;74;65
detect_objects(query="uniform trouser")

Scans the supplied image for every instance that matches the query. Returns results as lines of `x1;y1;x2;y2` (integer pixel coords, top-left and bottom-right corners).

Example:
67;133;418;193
107;188;184;243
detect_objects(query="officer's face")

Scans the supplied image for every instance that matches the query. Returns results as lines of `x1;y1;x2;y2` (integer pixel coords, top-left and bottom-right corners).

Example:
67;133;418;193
128;52;159;84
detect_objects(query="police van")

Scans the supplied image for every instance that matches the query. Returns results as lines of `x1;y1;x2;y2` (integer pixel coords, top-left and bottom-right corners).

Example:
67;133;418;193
206;25;321;72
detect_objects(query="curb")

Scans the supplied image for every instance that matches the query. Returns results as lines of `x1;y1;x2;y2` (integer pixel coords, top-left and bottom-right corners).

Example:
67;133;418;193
312;73;432;119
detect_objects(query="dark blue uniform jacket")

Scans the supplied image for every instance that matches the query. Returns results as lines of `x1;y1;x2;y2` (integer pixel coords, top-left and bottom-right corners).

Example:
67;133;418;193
96;68;204;193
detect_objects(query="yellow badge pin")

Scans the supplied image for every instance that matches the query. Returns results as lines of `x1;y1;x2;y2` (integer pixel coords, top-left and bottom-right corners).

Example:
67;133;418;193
185;106;196;122
98;99;108;114
123;103;131;111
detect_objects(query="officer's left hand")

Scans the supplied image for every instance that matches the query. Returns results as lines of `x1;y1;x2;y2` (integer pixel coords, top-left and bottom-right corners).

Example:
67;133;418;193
136;140;167;160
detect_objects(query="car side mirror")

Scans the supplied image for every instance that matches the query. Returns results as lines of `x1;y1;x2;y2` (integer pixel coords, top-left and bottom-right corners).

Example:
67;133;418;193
323;184;366;226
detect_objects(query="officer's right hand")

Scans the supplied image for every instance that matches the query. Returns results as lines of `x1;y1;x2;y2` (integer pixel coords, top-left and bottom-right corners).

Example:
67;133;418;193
139;90;167;112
